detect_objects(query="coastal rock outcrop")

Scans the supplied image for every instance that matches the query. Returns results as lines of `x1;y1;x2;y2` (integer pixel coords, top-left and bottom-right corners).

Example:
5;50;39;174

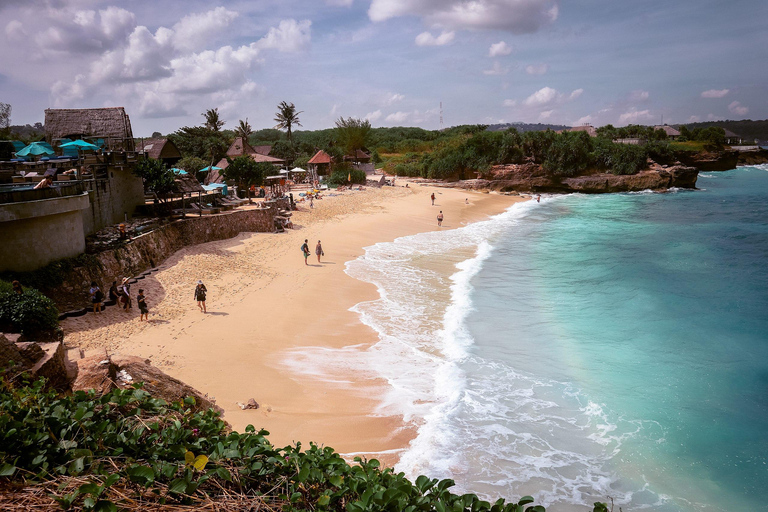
453;163;698;193
676;150;739;172
0;335;71;390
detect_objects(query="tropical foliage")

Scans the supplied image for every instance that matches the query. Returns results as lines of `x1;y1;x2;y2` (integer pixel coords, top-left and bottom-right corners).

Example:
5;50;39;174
0;376;611;511
274;101;303;145
133;158;176;197
0;281;59;338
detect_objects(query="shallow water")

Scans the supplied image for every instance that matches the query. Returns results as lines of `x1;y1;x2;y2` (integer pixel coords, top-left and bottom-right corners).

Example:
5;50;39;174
307;166;768;511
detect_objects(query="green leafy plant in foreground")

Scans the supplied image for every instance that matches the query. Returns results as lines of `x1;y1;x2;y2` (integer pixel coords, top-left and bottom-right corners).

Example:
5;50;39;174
0;375;612;511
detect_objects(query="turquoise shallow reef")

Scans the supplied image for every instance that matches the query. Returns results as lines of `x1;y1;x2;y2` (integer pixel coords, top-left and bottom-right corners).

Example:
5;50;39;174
341;165;767;511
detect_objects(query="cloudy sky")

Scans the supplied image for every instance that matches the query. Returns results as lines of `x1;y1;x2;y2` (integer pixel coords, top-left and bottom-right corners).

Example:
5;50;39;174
1;0;765;136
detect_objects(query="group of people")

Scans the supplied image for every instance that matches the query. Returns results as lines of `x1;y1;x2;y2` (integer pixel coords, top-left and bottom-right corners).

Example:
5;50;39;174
88;277;149;321
301;239;324;265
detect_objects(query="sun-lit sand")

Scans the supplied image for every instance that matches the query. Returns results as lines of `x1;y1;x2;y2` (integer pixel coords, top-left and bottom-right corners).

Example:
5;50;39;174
62;182;525;463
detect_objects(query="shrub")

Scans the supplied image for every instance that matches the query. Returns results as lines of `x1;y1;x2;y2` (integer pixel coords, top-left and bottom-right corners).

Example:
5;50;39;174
0;281;59;337
326;167;367;185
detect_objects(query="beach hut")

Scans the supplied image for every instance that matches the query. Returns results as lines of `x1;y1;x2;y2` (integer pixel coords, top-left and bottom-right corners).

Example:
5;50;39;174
307;150;333;180
653;125;681;139
44;107;135;151
136;138;182;166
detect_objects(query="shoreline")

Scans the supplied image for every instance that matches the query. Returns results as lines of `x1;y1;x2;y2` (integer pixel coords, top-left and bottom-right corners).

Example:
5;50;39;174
62;184;525;464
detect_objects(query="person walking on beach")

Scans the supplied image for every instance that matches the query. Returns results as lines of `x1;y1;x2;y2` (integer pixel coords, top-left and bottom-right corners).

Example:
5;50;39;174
301;239;310;266
195;280;207;313
89;281;103;313
437;211;444;227
431;192;435;206
108;280;119;302
536;194;541;203
310;196;314;209
121;278;132;310
137;289;148;321
315;240;324;263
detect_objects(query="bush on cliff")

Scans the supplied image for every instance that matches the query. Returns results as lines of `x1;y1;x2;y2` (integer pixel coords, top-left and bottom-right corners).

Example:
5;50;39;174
0;281;59;337
0;375;611;511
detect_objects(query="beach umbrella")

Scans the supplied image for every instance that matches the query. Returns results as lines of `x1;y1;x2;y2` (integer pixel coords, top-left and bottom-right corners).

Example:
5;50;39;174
198;165;222;172
60;139;99;150
16;142;55;157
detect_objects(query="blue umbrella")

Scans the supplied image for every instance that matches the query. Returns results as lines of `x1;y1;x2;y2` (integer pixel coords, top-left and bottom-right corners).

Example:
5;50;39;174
171;168;188;175
16;142;55;157
199;165;223;172
60;139;99;150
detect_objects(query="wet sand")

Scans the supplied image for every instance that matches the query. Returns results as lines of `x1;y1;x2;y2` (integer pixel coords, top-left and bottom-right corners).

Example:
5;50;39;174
63;183;525;463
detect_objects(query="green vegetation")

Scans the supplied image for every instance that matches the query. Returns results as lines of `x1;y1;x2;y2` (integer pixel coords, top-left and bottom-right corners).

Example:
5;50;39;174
0;281;59;338
222;156;271;200
335;117;372;155
133;158;176;198
680;119;768;143
0;376;610;511
326;167;367;186
274;101;303;148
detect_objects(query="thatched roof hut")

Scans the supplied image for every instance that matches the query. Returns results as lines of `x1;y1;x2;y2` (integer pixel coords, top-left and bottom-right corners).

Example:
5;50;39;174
44;107;135;151
174;172;205;194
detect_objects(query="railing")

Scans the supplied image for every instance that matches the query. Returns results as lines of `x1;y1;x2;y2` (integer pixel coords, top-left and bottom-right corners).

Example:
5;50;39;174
0;182;86;205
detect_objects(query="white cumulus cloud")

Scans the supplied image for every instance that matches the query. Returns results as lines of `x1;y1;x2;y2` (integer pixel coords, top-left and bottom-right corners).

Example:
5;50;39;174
629;89;649;102
257;19;312;52
618;108;653;124
365;110;382;122
489;41;512;57
503;99;517;107
369;0;559;34
385;111;410;123
701;89;729;98
728;101;748;116
415;30;455;46
171;7;239;52
523;86;558;106
525;63;548;75
483;61;509;75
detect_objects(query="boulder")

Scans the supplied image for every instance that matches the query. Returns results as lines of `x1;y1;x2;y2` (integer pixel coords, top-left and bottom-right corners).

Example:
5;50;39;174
15;342;45;366
29;342;69;390
71;354;117;395
0;334;25;372
110;355;221;413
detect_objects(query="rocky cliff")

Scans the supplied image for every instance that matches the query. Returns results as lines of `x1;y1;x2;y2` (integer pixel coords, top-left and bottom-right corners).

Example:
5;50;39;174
453;162;698;193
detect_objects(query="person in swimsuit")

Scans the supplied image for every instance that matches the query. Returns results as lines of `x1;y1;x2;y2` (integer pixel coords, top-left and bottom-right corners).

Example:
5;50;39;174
431;192;435;206
315;240;324;263
437;211;444;227
301;239;310;266
195;280;207;313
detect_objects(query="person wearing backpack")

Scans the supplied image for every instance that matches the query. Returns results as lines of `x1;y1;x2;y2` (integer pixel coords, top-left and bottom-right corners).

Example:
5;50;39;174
301;239;310;266
89;281;103;313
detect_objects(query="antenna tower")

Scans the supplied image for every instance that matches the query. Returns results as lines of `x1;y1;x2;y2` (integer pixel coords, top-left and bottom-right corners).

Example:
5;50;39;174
440;102;444;131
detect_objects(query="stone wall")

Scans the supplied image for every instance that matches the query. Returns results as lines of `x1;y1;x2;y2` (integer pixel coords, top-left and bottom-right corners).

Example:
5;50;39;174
50;205;278;308
81;169;145;235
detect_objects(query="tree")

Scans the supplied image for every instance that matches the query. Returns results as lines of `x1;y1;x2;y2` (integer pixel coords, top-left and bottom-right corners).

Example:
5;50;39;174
334;117;371;155
203;108;225;132
274;101;303;145
176;156;208;183
236;118;253;143
133;158;177;214
0;103;11;139
151;131;162;138
222;156;269;202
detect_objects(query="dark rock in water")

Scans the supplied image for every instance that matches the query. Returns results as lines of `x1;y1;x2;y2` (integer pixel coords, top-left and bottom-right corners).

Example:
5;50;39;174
677;150;739;172
737;149;768;166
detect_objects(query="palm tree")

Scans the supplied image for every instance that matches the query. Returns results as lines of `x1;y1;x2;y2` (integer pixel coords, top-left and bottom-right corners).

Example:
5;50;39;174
274;101;303;145
203;108;225;132
235;118;253;143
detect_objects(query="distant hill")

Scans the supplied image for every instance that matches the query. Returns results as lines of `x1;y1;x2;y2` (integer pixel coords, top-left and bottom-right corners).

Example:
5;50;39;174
8;123;45;140
675;119;768;143
486;122;570;133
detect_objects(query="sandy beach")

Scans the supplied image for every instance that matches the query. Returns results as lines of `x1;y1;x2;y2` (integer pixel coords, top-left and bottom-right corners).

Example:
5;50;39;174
62;183;525;463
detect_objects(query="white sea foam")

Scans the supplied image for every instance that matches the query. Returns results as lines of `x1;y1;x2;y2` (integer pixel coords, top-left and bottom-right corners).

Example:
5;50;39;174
279;195;665;510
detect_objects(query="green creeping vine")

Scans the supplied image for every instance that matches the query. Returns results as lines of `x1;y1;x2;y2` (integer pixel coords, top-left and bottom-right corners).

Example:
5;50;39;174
0;376;612;511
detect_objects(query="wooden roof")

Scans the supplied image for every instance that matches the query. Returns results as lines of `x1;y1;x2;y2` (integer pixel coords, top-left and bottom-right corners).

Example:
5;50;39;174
308;150;332;165
174;172;205;194
226;137;258;158
252;145;272;156
137;138;181;160
44;107;135;150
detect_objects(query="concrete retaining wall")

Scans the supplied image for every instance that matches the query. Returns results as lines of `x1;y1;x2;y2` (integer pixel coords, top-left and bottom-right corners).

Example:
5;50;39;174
0;193;90;271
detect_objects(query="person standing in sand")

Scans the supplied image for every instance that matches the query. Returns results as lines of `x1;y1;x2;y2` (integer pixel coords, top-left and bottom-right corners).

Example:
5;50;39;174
536;194;541;203
121;278;132;311
437;211;444;226
89;281;103;313
301;239;310;266
315;240;324;263
431;192;435;206
137;289;148;321
195;280;207;313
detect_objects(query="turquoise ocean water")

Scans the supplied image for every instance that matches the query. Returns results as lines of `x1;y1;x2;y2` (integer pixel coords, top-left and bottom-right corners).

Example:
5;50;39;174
293;166;767;511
